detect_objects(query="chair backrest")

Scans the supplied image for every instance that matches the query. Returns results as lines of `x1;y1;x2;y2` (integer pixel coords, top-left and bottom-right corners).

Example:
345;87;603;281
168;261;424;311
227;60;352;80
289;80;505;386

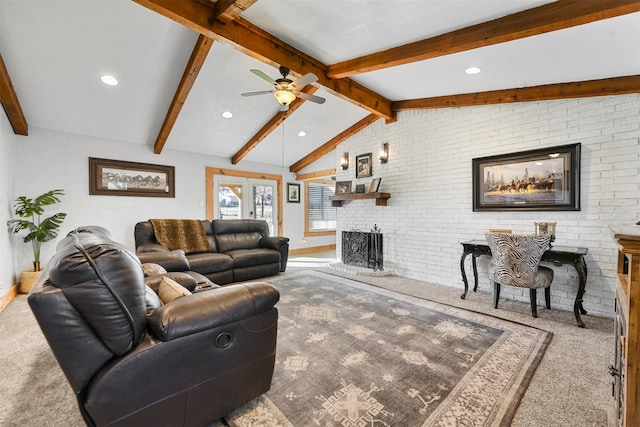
28;226;148;393
485;232;551;288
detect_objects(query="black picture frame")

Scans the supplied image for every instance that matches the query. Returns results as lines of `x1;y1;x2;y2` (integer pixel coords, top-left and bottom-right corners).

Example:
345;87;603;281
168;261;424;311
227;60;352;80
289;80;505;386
472;143;581;211
287;183;300;203
369;178;381;193
356;153;373;178
89;157;175;197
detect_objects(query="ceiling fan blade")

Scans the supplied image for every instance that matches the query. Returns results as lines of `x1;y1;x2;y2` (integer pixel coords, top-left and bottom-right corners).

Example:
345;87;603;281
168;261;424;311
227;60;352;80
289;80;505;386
296;91;326;104
241;90;274;97
250;69;277;85
290;73;318;90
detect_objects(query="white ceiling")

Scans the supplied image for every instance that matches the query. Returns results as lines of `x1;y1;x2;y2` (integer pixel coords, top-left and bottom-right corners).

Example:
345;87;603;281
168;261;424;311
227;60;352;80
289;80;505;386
1;0;639;171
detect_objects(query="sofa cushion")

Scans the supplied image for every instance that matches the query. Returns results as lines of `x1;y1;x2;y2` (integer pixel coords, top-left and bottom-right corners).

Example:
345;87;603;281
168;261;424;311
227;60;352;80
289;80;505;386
142;263;167;276
216;232;262;253
187;252;234;275
159;277;192;304
212;219;270;253
226;248;280;269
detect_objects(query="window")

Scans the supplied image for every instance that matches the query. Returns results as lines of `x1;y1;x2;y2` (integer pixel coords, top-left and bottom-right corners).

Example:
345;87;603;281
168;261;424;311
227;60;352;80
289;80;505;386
305;180;336;236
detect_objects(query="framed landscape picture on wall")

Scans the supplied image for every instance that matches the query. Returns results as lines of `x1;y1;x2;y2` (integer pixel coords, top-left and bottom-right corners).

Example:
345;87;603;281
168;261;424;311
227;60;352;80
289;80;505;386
89;157;175;198
472;143;581;211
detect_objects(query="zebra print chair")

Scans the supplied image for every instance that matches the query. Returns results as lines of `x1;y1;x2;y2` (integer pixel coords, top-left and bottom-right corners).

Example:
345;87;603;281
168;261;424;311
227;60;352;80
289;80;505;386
485;233;554;318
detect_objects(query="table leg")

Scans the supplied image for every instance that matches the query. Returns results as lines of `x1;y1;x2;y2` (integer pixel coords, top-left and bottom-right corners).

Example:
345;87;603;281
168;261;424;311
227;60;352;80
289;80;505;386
471;255;479;292
460;251;471;299
573;255;588;328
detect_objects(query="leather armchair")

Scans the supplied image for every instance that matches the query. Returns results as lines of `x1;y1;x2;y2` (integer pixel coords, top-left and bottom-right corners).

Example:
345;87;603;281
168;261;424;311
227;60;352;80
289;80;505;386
28;226;279;426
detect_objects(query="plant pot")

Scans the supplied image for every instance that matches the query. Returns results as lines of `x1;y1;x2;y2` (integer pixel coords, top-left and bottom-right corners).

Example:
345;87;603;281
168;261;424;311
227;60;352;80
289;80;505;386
20;270;41;294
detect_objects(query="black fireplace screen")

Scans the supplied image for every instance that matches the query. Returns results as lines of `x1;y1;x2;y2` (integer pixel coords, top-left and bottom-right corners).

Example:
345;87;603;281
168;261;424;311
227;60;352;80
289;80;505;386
342;230;383;270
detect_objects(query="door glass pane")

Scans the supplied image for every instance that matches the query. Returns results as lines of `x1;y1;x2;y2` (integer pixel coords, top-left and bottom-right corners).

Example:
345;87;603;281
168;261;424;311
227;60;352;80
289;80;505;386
253;184;274;234
218;182;242;219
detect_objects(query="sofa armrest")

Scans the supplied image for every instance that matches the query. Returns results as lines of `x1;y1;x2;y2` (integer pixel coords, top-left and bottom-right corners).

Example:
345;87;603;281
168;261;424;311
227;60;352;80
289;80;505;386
148;282;279;341
260;236;289;251
136;243;169;253
261;236;290;272
137;250;191;272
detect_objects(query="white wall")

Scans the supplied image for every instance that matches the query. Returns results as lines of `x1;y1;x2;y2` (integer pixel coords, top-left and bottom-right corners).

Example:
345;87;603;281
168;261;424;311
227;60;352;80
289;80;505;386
0;109;18;296
336;94;640;318
9;126;333;278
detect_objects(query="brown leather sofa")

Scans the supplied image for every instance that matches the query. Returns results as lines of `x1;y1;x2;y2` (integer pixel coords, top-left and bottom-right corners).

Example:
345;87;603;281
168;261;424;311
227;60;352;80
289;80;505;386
135;219;289;285
28;226;279;427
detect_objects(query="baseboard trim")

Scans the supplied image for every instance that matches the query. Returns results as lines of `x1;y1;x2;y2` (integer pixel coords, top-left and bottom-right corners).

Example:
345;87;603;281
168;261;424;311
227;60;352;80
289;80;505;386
0;284;18;312
290;244;336;255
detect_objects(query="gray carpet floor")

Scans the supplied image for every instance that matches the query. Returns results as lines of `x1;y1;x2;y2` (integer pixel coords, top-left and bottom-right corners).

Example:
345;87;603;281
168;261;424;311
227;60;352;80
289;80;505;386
0;256;613;426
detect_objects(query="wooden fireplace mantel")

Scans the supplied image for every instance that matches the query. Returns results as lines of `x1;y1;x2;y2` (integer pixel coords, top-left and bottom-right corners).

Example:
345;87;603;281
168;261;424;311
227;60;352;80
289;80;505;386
329;192;391;207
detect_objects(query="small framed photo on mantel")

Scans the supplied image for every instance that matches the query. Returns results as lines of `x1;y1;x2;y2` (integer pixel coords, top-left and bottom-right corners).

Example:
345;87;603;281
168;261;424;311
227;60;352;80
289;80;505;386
369;178;381;193
336;180;352;194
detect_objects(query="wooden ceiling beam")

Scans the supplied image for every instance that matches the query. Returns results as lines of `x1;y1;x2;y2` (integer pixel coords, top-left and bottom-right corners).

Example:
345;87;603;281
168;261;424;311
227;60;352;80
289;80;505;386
153;34;213;154
0;53;28;136
328;0;640;79
295;168;337;181
232;86;319;164
393;75;640;111
290;114;380;173
213;0;257;24
132;0;394;121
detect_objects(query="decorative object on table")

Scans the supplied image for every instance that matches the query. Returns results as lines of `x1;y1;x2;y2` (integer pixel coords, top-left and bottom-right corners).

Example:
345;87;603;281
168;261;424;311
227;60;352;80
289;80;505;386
369;177;382;193
354;184;365;193
379;142;389;163
488;228;512;234
335;180;352;194
341;152;349;170
485;233;554;318
89;157;175;198
226;271;551;427
355;152;372;178
534;221;557;243
472;143;580;211
286;182;300;203
7;189;66;292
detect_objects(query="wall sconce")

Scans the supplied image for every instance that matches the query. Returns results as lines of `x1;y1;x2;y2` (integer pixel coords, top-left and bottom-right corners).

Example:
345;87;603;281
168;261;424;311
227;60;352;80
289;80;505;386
379;142;389;163
341;152;349;170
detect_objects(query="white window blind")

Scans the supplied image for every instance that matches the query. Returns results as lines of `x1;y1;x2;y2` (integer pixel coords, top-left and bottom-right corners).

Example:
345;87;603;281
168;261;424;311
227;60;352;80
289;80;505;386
307;181;336;231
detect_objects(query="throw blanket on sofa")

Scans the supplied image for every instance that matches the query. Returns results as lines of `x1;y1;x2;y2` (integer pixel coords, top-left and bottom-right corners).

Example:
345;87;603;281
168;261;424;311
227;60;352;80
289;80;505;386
149;219;211;254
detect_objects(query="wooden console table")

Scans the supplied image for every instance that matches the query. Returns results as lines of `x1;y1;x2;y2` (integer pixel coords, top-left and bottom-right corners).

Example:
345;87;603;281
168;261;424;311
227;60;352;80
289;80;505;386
609;225;640;426
459;240;589;327
329;192;390;207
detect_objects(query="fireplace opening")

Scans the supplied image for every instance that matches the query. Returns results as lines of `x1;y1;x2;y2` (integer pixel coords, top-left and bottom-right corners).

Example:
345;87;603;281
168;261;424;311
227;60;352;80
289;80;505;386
342;226;383;271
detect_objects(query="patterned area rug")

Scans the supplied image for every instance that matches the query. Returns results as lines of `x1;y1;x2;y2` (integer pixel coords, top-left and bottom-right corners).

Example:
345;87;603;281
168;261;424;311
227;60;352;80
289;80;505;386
226;271;551;426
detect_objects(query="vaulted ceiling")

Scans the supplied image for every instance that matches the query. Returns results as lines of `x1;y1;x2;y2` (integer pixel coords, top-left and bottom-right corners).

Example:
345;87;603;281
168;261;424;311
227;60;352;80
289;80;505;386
1;0;639;174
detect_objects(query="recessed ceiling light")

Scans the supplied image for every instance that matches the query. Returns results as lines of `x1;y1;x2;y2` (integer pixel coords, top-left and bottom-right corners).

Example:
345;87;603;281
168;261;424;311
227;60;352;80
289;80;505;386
549;153;560;158
465;67;482;75
222;111;233;119
100;75;118;86
298;131;307;137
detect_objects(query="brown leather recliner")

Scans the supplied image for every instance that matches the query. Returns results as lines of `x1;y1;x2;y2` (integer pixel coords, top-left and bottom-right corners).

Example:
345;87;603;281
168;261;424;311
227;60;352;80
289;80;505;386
28;226;279;427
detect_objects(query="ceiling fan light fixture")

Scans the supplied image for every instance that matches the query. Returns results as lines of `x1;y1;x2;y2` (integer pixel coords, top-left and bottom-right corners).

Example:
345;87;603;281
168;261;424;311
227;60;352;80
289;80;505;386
274;90;296;106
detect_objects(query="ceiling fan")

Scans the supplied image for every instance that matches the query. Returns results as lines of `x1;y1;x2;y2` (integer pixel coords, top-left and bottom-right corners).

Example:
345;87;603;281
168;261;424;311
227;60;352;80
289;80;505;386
241;65;326;111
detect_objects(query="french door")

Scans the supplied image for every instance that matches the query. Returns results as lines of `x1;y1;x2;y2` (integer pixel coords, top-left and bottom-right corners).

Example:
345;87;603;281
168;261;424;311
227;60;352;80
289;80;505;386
213;175;278;235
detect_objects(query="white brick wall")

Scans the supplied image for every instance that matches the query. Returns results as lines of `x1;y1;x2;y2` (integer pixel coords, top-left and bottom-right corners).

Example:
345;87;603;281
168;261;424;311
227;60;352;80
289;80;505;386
336;94;640;318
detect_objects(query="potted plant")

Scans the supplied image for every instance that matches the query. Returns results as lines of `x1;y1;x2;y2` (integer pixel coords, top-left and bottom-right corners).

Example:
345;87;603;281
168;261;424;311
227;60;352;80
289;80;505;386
7;189;66;293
